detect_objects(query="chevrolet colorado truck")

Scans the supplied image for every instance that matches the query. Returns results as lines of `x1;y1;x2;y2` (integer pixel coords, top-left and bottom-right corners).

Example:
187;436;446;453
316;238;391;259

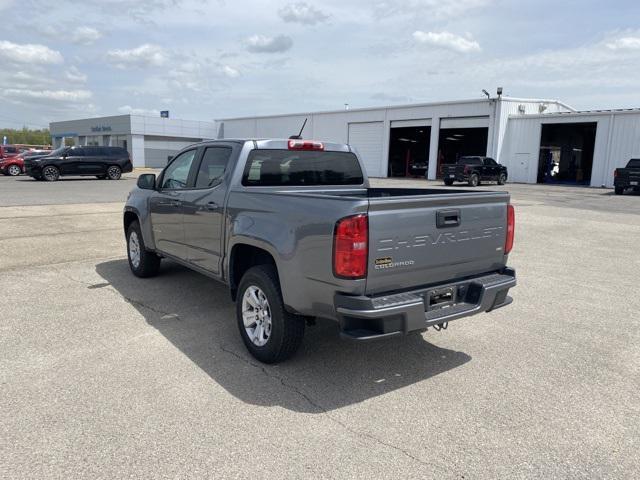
124;139;516;363
442;156;508;187
614;159;640;195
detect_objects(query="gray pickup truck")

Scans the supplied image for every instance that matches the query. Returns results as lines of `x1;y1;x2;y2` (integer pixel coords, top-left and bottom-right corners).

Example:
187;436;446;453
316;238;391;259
124;139;516;363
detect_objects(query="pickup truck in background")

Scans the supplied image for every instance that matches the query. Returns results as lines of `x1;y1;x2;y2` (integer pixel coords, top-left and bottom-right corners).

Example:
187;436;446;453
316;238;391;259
124;139;516;363
614;159;640;195
442;156;508;187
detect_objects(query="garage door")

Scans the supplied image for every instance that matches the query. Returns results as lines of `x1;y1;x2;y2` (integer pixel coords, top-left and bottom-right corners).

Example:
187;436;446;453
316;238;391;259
348;122;384;177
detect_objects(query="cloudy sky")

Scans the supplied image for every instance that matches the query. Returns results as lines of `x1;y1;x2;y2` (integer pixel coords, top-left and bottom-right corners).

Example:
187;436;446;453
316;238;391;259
1;0;640;128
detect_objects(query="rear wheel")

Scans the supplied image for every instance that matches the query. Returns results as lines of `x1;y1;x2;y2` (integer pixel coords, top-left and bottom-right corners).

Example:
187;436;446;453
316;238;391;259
468;173;479;187
236;265;305;364
7;165;21;176
107;165;122;180
497;173;507;185
444;179;454;186
127;221;161;278
615;186;624;195
42;166;60;182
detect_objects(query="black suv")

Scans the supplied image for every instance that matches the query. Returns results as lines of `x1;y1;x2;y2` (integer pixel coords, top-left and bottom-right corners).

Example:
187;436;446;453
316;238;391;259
24;146;133;181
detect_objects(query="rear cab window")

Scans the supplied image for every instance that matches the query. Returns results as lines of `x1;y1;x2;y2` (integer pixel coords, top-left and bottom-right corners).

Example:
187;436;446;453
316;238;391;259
242;149;364;186
458;157;482;165
627;159;640;168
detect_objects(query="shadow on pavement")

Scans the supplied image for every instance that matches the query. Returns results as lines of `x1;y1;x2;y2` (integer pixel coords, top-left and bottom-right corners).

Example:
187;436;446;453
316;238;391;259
96;259;471;413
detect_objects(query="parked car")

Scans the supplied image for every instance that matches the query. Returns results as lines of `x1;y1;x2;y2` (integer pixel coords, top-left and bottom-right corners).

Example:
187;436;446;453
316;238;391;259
0;145;20;160
24;146;133;181
123;139;516;363
0;154;24;176
1;149;54;176
614;159;640;195
442;156;508;187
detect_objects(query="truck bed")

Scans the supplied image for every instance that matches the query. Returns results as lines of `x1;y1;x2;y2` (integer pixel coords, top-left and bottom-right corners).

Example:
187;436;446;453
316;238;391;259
267;187;511;296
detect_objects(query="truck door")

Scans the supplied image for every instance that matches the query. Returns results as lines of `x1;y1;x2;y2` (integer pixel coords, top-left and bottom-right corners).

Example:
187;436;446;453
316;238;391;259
149;148;198;260
181;144;235;276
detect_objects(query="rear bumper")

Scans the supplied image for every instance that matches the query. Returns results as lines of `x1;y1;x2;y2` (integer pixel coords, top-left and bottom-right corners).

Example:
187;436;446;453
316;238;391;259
335;268;516;341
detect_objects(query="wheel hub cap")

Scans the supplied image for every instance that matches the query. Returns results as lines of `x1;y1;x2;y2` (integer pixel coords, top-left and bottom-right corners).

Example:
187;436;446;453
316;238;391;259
129;231;141;268
242;286;272;347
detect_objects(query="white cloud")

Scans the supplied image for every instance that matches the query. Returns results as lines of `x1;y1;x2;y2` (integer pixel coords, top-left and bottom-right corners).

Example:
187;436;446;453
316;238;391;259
245;35;293;53
221;65;240;78
375;0;491;19
606;36;640;51
65;66;88;83
413;31;481;53
106;44;168;68
1;89;92;103
117;105;161;116
0;0;13;10
71;26;103;45
0;40;63;64
278;2;329;25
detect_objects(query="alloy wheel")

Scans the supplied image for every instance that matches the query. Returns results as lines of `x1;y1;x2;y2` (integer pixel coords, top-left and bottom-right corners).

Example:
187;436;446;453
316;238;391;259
242;286;272;347
128;231;141;269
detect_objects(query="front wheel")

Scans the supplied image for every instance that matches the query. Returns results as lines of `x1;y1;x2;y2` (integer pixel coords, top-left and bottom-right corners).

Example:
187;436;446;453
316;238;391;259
7;165;21;176
497;173;507;185
236;265;305;364
444;179;454;186
127;221;161;278
468;173;479;187
107;165;122;180
42;166;60;182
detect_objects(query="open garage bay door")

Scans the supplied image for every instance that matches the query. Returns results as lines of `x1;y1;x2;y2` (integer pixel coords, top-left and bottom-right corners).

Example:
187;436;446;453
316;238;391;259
437;117;489;178
348;122;384;177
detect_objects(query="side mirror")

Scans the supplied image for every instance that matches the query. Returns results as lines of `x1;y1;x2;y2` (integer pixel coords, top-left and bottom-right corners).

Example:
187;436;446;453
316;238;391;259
137;173;156;190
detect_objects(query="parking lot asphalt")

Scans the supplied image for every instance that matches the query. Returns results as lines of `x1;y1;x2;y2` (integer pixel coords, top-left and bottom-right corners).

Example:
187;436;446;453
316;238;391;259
1;174;639;479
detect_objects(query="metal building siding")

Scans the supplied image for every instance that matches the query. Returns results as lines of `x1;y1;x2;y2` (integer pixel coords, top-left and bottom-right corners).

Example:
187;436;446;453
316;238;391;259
348;122;385;177
605;113;640;185
501;114;613;186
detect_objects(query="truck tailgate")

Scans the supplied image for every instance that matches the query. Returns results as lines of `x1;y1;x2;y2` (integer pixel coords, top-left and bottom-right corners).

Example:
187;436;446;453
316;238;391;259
366;192;509;295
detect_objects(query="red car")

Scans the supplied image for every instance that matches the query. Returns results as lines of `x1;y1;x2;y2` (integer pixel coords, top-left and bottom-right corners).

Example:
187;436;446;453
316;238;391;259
0;148;51;176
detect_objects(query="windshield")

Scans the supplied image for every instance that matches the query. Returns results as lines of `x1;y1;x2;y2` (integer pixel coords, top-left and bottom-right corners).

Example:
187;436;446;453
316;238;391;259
48;146;69;157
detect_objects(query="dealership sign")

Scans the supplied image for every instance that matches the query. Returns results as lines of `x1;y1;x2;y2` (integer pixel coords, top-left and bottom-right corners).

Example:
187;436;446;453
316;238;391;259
91;126;113;132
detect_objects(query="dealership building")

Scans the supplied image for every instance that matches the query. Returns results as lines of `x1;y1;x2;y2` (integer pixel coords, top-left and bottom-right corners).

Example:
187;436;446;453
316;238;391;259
216;96;640;188
49;115;216;168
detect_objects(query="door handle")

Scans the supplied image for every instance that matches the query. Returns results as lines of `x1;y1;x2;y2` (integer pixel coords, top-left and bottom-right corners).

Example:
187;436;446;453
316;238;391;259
206;201;219;211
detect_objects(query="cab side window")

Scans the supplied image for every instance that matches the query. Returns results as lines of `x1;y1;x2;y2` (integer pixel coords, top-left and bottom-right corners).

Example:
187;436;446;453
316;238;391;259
194;147;232;188
160;150;197;189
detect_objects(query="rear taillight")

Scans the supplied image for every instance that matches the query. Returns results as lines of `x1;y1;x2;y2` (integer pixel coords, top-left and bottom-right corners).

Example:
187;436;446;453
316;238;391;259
288;139;324;151
333;214;368;279
505;204;515;254
463;165;469;174
614;169;618;177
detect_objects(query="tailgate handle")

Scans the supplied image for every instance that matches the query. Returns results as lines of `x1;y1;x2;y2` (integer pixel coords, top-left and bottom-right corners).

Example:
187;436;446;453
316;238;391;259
437;209;461;228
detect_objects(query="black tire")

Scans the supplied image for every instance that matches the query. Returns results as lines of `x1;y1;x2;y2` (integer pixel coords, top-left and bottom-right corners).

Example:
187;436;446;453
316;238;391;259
497;173;507;185
468;173;479;187
236;265;305;364
42;165;60;182
444;179;454;186
615;186;624;195
126;220;161;278
107;165;122;180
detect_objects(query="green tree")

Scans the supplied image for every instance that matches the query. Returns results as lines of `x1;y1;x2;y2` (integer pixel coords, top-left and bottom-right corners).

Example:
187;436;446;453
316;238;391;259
0;127;51;146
